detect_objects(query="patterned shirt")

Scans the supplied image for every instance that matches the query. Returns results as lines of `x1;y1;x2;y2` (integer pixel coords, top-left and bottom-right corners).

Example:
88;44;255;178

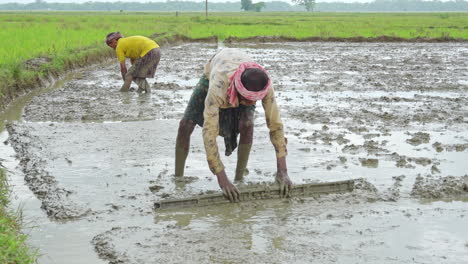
115;36;159;63
202;48;287;174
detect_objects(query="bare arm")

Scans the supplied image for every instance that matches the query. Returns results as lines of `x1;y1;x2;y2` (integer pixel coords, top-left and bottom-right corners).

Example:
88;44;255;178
120;61;127;81
262;88;292;196
216;169;240;202
203;92;240;202
276;156;292;197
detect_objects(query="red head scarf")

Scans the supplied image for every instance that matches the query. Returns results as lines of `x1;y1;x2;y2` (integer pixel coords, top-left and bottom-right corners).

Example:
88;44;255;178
227;62;271;105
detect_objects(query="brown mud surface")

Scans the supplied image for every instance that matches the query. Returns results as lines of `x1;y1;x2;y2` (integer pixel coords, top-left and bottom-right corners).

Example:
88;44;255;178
225;35;468;43
1;41;467;263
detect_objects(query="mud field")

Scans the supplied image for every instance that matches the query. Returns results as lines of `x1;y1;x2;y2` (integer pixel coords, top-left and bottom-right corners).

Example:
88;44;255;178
1;42;468;264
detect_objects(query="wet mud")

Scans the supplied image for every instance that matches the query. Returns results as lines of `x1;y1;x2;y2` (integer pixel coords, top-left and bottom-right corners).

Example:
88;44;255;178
411;175;468;199
2;42;468;263
7;123;93;221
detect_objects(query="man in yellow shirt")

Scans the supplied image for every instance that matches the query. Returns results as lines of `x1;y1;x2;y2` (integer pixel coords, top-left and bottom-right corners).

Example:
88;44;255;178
175;48;292;202
106;32;161;93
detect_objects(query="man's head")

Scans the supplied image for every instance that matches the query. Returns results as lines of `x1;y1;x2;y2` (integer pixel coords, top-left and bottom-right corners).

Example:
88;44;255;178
105;32;123;49
241;68;269;92
228;62;271;106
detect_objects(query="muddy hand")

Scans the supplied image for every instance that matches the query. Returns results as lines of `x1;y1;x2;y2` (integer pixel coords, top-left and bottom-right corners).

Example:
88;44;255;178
222;184;241;203
276;170;293;198
216;170;240;202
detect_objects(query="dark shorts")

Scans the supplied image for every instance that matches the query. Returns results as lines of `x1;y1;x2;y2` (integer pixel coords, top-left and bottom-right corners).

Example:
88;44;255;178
183;75;255;156
128;48;161;78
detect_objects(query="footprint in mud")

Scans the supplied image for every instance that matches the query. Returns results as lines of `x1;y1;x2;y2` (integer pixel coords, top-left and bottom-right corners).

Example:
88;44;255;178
157;169;168;179
298;147;311;152
172;176;199;190
359;158;379;168
105;203;121;212
407;157;432;166
431;165;441;174
406;132;430;146
395;156;416;169
149;185;164;193
432;142;444;152
363;133;381;139
381;175;405;202
174;176;198;184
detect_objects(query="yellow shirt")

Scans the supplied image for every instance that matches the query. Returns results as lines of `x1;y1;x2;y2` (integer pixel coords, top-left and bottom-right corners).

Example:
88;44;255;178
202;48;287;174
115;36;159;63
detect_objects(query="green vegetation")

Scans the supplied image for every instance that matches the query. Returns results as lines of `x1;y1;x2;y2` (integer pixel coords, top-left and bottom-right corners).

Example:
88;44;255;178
2;12;467;67
0;11;467;108
241;0;267;12
0;169;37;264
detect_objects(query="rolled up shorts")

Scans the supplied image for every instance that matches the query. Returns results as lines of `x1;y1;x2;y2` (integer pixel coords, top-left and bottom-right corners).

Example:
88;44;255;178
127;48;161;78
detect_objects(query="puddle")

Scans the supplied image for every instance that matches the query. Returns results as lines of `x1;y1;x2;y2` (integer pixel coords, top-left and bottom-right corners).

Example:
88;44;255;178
1;42;467;263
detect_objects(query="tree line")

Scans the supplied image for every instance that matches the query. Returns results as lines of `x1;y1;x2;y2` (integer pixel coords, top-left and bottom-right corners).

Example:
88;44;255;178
0;0;467;12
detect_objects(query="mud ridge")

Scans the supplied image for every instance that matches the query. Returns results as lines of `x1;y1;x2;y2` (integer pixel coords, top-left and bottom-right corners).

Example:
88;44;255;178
156;34;218;47
92;227;130;264
6;123;92;221
336;177;406;203
0;48;114;113
380;175;405;202
224;35;468;44
411;174;468;199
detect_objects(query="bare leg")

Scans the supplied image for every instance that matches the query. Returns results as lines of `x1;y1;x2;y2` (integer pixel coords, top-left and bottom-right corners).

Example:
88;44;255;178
235;110;254;182
120;74;133;92
135;78;150;93
175;119;196;177
144;79;151;93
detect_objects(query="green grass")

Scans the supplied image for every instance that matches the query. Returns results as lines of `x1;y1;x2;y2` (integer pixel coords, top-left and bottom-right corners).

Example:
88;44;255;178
1;12;467;67
0;11;467;107
0;169;37;264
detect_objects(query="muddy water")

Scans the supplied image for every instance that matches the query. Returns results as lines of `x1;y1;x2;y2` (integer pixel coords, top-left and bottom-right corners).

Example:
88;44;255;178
1;42;468;263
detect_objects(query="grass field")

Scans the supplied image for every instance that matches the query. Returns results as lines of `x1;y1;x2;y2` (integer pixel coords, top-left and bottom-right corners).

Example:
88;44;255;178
1;12;467;68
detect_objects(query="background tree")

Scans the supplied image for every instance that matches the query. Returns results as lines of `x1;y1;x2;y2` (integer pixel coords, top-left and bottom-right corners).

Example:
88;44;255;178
252;2;266;11
293;0;315;11
241;0;252;10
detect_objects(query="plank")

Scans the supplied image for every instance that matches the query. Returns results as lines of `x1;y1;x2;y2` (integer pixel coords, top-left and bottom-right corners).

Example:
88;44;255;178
154;179;356;210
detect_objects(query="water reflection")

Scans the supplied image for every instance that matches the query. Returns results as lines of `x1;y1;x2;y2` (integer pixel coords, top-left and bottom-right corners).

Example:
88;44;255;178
154;198;293;253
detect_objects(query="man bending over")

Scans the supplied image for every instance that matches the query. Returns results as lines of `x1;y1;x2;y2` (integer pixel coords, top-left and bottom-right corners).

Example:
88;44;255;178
175;48;292;202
